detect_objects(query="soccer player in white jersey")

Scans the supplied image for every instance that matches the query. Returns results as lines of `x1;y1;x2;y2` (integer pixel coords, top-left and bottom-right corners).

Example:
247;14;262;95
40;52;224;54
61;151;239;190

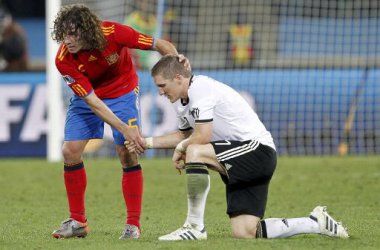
126;55;349;241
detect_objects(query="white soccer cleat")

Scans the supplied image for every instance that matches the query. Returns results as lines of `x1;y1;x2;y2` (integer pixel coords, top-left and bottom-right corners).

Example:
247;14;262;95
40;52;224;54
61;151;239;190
310;206;349;239
158;223;207;241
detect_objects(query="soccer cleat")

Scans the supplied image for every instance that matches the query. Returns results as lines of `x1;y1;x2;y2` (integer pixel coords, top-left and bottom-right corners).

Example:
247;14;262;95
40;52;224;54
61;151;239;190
309;206;349;239
52;218;89;239
119;224;140;240
158;223;207;241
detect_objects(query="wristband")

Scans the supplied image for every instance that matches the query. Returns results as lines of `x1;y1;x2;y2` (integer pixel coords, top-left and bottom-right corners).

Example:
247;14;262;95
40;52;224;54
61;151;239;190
145;137;154;149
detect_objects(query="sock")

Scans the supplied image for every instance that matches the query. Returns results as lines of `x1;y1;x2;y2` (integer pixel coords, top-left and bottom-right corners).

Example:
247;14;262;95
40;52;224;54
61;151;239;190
184;163;210;231
64;162;87;223
122;165;143;228
259;217;320;238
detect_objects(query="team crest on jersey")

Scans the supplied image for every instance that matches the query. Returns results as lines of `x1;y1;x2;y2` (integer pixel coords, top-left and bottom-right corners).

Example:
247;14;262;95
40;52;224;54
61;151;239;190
189;108;200;119
105;53;119;65
62;75;75;85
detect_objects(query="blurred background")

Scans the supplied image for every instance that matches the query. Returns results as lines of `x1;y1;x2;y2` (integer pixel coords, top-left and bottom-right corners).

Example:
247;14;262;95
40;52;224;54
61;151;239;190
0;0;379;159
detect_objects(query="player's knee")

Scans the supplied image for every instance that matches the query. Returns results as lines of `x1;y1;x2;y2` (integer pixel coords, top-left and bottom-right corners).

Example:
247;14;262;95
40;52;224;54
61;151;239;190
231;225;257;239
230;216;261;239
116;145;138;167
185;144;203;162
62;143;82;162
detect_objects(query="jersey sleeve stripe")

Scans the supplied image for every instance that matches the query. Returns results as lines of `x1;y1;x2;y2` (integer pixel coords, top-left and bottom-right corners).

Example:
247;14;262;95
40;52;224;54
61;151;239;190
179;127;193;131
103;30;115;36
101;25;115;31
138;36;153;42
72;85;84;96
71;84;88;97
195;119;213;123
138;35;153;46
139;34;152;39
102;25;115;36
138;41;153;46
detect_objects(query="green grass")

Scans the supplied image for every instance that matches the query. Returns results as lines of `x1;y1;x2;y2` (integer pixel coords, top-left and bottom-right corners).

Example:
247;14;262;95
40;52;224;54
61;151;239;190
0;156;379;249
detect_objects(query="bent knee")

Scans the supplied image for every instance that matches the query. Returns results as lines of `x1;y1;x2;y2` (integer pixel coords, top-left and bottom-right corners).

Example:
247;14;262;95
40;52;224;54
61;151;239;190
231;227;257;239
230;214;260;239
62;142;83;162
186;144;202;160
186;144;214;162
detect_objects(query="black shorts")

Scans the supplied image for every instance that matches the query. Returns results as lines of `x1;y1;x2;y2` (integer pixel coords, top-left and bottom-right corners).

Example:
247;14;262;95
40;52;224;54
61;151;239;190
211;140;277;218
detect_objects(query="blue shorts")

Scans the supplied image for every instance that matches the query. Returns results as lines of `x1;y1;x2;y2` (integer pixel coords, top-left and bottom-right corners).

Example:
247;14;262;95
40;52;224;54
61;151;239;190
64;88;140;145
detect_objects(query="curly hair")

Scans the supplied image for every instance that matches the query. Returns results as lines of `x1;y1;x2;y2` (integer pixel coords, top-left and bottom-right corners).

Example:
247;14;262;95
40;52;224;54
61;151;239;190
51;4;106;50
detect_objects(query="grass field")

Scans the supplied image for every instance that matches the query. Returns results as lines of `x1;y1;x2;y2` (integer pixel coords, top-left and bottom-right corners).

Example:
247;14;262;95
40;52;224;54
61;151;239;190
0;156;379;249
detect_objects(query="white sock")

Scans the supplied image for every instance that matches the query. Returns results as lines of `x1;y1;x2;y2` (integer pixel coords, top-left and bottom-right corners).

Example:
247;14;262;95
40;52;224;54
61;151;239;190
184;164;210;231
264;217;320;238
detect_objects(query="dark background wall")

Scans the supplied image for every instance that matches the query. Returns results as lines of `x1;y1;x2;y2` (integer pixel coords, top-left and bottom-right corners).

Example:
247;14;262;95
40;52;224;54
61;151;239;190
1;0;45;17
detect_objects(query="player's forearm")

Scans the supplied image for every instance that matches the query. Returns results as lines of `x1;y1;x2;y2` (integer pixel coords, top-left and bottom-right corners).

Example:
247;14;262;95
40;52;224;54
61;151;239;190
83;92;127;133
177;133;206;152
146;131;188;149
153;38;178;56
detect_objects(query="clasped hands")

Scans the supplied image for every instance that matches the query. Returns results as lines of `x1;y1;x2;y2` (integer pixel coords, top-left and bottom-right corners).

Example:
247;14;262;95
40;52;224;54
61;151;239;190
124;139;187;174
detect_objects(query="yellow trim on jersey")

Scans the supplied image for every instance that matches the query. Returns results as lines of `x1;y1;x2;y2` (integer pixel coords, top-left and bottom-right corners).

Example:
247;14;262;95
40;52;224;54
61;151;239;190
101;25;115;36
58;46;68;61
134;86;139;95
138;34;153;46
88;55;97;61
138;34;153;41
72;84;87;96
138;41;153;46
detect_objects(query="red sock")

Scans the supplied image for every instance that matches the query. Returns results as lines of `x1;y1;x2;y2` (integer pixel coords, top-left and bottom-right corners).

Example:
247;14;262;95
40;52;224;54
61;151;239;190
122;165;143;228
64;162;87;223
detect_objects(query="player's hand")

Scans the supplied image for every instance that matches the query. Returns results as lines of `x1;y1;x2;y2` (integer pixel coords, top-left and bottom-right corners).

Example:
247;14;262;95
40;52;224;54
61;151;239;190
172;149;186;175
178;54;191;71
123;127;145;154
124;140;138;154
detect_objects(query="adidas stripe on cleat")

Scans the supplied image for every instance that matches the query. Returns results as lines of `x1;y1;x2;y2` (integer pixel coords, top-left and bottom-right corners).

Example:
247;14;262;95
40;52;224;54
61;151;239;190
309;206;349;239
158;223;207;241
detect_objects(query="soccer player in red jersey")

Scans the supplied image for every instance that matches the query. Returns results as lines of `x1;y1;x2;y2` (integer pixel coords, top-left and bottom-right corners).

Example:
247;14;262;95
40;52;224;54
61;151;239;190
50;4;188;239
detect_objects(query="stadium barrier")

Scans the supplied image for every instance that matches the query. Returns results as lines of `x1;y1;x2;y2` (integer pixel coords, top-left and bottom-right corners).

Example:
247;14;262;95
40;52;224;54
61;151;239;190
1;69;379;157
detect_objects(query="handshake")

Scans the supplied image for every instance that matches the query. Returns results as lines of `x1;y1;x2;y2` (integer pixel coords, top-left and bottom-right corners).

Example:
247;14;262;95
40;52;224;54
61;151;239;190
124;137;153;155
124;136;187;174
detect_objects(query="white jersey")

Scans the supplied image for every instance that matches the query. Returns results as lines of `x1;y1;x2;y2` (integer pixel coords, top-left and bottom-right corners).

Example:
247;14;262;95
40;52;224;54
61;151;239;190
174;75;276;150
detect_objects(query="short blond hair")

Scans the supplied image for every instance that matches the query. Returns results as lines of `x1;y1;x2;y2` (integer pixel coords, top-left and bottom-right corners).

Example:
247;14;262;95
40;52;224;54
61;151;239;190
151;55;192;79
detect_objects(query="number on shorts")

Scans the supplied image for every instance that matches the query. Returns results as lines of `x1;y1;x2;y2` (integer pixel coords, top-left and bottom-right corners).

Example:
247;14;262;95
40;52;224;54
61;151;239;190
128;118;138;128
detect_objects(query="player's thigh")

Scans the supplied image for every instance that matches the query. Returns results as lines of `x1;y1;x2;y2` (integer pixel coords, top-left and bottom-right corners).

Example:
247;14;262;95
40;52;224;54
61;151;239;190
65;95;104;141
105;90;140;145
186;144;224;172
230;214;261;239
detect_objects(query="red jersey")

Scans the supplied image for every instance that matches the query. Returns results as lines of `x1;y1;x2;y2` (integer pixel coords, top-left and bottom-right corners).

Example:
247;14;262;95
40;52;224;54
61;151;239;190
55;21;154;99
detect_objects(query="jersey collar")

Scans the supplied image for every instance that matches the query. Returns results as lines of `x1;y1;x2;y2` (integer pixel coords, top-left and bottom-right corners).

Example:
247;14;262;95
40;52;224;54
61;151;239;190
180;75;194;106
